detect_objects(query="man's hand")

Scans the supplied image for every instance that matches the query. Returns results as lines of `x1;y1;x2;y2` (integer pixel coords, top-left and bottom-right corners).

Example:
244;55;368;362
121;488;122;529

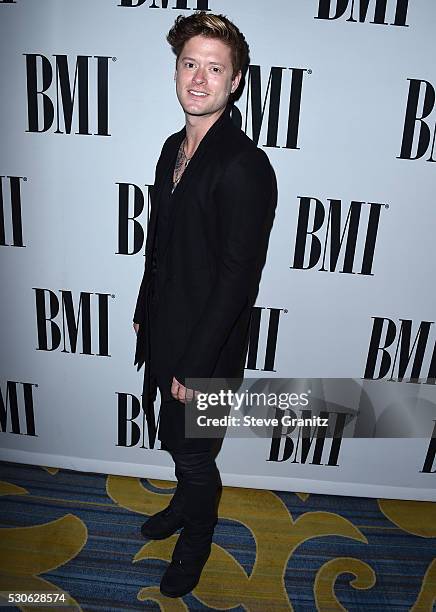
171;377;199;404
133;322;139;335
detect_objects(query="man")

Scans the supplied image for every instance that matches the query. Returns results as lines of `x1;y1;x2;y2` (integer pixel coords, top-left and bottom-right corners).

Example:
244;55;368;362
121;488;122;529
132;11;277;598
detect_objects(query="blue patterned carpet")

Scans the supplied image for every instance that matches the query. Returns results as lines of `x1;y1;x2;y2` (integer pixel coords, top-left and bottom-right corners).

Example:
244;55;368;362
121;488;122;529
0;460;435;611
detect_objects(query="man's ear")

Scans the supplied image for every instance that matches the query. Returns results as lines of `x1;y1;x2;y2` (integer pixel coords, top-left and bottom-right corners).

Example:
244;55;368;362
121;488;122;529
231;69;242;94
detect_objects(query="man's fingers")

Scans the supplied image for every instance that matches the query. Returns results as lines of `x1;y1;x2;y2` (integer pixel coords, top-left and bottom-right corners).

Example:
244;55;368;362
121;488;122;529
177;385;186;402
171;377;179;399
171;377;198;404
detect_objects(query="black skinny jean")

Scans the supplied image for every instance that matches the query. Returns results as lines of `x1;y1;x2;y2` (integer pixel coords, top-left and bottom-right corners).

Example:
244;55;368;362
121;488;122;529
162;420;223;562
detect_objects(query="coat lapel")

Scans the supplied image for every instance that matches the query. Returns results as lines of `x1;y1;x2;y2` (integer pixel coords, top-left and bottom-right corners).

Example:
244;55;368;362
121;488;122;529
144;134;183;260
156;104;233;260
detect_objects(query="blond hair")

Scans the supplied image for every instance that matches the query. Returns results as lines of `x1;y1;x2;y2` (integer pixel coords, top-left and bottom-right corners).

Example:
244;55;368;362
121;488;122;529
167;11;249;80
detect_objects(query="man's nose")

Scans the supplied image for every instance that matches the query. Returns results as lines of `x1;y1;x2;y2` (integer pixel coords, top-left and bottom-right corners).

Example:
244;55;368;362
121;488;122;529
193;67;207;84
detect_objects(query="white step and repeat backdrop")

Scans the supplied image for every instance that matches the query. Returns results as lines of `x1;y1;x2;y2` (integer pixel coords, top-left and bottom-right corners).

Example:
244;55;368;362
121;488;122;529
1;0;435;501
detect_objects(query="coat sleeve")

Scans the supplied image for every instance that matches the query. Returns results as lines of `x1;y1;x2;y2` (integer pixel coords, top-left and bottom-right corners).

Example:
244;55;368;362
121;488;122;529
173;147;277;387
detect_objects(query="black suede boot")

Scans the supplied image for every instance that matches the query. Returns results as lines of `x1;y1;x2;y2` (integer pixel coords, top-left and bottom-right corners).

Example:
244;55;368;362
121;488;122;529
140;504;184;540
159;548;211;598
141;474;185;540
159;522;215;597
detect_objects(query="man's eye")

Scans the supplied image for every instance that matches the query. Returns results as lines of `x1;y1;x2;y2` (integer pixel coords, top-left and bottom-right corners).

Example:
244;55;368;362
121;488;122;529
212;67;222;73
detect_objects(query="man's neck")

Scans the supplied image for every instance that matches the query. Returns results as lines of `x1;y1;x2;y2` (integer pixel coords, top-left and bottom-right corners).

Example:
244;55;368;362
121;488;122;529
183;105;227;158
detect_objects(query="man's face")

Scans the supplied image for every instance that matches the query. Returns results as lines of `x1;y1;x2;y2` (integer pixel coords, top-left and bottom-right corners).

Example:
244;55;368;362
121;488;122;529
174;34;241;119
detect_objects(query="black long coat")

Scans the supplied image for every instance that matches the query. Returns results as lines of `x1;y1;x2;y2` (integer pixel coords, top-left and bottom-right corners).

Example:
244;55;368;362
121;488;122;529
133;103;277;448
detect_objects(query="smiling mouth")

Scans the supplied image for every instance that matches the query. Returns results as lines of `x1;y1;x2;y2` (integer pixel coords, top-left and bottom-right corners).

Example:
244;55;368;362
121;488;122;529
188;90;209;97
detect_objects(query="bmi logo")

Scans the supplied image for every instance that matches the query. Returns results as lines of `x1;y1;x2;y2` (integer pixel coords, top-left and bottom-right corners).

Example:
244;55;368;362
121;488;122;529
0;176;26;247
268;410;349;466
117;182;153;255
233;66;307;150
315;0;410;26
25;54;111;135
398;79;436;162
0;381;37;435
364;318;436;384
116;392;160;449
291;197;384;275
119;0;210;8
34;289;112;356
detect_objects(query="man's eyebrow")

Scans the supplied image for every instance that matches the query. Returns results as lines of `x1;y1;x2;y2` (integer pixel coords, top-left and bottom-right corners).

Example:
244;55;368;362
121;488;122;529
180;56;225;67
